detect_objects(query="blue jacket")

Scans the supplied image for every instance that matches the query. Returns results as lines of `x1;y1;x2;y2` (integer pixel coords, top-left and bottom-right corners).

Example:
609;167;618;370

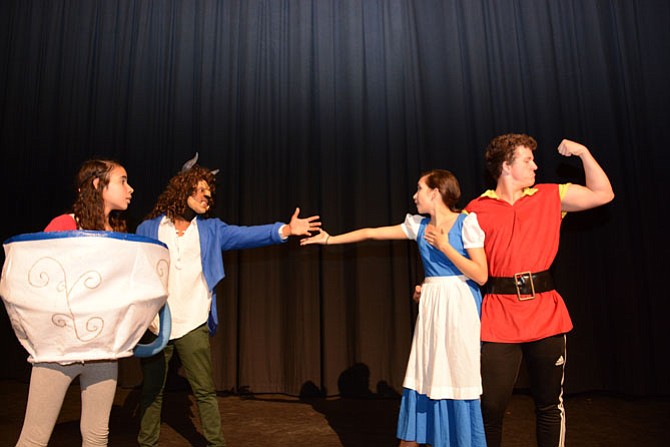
136;215;286;335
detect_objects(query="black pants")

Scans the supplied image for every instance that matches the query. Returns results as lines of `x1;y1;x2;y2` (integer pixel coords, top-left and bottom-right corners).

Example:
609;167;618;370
481;334;567;447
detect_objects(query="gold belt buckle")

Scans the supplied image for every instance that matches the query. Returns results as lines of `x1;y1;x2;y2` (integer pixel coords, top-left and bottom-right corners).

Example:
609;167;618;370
514;271;535;301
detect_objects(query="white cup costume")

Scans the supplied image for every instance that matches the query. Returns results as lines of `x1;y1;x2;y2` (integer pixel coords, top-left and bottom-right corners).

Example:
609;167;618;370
0;231;171;363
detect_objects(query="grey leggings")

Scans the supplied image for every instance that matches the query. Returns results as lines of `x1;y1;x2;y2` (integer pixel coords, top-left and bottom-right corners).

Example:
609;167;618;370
16;361;118;447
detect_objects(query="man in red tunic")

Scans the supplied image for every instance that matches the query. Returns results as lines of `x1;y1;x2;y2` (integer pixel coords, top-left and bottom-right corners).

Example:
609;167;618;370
465;134;614;447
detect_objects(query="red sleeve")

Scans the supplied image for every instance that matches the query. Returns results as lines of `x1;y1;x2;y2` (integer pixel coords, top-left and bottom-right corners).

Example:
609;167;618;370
44;214;78;232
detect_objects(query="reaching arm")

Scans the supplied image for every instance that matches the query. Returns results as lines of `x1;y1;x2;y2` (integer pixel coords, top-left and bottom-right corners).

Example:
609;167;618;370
423;226;488;285
557;139;615;212
300;224;407;246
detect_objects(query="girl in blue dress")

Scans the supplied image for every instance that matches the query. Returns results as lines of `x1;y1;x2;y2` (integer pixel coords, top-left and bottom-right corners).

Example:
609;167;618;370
301;169;487;447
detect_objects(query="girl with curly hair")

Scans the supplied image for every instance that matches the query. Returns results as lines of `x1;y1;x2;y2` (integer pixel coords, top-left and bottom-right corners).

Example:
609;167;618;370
14;159;134;447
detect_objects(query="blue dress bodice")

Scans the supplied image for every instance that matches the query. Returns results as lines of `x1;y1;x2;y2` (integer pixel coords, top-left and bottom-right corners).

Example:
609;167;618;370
416;214;470;278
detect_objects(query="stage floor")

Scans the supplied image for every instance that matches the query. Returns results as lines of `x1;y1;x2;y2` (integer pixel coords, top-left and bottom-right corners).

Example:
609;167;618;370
1;379;668;446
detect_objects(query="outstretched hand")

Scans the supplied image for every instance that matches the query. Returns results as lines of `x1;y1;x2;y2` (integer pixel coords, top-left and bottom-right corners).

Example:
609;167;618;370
557;139;588;158
300;229;331;246
285;207;321;237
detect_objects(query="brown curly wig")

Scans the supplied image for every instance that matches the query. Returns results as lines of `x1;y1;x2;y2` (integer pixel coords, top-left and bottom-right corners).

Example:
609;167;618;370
485;133;538;182
147;165;217;221
73;159;127;232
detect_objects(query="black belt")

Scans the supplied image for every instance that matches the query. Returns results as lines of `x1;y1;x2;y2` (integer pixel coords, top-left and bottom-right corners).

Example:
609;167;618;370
486;270;555;301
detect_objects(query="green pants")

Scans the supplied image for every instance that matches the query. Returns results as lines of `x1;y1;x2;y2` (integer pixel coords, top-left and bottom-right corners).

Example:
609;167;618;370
138;324;226;447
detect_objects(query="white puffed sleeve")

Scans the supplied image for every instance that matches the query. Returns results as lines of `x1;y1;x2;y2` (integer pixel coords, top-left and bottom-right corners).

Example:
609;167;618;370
462;212;485;248
400;214;424;241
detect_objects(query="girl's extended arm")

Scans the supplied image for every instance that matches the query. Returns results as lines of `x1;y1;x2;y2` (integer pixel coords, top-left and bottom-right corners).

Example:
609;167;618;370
300;224;407;246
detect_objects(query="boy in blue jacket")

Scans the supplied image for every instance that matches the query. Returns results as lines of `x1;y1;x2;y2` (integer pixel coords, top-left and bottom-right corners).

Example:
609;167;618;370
136;155;320;447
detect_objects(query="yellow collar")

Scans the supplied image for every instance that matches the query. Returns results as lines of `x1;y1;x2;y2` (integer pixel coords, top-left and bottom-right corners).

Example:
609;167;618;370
480;187;538;199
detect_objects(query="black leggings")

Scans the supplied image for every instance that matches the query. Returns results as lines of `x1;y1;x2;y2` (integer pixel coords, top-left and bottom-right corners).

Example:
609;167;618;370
481;334;567;447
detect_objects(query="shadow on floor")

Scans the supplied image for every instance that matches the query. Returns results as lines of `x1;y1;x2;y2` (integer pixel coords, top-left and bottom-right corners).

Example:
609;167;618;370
1;379;669;446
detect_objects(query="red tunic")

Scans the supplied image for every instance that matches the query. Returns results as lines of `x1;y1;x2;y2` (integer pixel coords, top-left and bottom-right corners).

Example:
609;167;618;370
44;214;77;232
465;184;573;343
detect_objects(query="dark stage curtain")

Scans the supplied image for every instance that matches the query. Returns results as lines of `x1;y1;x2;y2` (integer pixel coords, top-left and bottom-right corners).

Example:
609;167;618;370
1;0;668;397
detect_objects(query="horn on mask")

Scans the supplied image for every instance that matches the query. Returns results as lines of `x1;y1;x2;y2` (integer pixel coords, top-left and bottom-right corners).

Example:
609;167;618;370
181;153;219;177
181;153;199;172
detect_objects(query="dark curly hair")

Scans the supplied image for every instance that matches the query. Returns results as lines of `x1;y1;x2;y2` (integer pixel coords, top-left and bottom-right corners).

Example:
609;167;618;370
147;165;217;220
73;159;127;232
421;169;461;212
485;133;537;182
